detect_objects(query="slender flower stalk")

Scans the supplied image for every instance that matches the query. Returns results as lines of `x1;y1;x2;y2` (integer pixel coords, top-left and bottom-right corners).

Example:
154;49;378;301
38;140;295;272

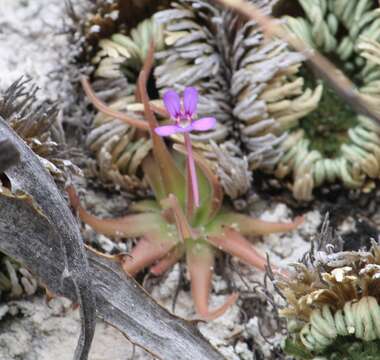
155;88;216;209
184;133;196;215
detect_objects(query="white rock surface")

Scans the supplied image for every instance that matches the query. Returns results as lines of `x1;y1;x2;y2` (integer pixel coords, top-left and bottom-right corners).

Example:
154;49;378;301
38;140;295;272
0;298;152;360
0;0;68;93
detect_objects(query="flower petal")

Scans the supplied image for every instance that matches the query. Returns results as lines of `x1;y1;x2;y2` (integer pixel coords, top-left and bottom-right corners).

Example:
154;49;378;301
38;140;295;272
183;87;198;116
163;90;181;119
154;125;181;137
174;125;194;133
192;117;216;132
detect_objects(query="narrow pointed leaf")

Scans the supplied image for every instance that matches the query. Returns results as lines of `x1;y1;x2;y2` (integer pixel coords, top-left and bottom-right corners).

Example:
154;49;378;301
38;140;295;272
138;44;185;204
161;194;194;241
187;241;238;320
67;185;163;238
209;211;303;236
142;155;166;201
150;244;185;276
207;228;268;271
122;232;176;276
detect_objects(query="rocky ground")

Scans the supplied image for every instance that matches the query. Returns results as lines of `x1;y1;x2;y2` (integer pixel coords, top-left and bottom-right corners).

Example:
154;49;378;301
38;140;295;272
0;0;340;359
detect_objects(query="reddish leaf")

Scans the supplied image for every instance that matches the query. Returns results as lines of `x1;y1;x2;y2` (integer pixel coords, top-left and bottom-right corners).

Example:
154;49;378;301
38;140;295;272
187;241;238;320
122;232;177;276
67;185;163;238
207;228;268;271
150;244;185;276
211;212;304;236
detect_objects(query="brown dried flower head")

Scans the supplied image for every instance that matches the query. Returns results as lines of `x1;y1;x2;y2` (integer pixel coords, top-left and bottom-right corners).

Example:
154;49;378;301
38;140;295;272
278;220;380;358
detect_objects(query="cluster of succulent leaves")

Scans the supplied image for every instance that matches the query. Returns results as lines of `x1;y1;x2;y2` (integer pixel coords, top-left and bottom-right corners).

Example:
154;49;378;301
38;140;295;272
284;336;380;360
0;253;20;297
85;0;380;203
298;69;358;158
71;47;301;318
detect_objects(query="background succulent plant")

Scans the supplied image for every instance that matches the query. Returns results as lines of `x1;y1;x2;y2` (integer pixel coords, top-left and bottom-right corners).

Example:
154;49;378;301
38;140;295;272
0;253;37;300
83;15;164;194
0;78;76;183
154;0;316;198
274;0;380;200
277;219;380;359
83;0;303;200
76;0;172;195
81;0;380;202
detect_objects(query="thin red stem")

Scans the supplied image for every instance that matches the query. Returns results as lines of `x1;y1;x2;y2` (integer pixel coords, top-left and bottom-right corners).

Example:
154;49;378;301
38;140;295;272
184;133;199;210
81;77;149;131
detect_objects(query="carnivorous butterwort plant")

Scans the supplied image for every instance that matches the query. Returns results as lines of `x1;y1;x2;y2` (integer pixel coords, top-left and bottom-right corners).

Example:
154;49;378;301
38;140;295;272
68;46;303;319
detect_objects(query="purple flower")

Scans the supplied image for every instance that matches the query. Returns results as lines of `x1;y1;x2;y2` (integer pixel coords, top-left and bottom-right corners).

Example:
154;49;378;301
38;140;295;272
154;87;216;210
154;87;216;137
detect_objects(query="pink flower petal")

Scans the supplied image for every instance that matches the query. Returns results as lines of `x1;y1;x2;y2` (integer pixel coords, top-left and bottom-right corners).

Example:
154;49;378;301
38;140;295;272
183;87;198;116
192;117;216;132
154;125;181;136
178;124;193;133
164;124;193;134
163;90;181;119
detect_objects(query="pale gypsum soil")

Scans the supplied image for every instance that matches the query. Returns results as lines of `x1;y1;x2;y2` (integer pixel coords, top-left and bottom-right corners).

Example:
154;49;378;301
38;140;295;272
0;0;322;359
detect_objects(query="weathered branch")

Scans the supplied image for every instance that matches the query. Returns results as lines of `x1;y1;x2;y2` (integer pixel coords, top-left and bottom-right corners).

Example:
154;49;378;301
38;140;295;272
0;117;223;360
0;117;96;360
88;252;223;359
0;137;20;173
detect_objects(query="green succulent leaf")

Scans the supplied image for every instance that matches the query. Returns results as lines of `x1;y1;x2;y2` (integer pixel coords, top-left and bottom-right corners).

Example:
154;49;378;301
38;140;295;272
285;336;380;360
142;155;167;202
283;338;314;360
129;199;161;213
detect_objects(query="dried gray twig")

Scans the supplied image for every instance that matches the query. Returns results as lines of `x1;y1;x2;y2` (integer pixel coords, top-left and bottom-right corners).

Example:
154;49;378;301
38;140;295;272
0;117;223;360
0;138;20;173
0;117;96;360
